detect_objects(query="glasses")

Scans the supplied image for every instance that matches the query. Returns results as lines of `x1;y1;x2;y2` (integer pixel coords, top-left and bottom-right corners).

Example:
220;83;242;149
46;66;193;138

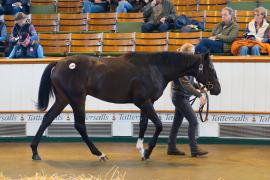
254;13;263;17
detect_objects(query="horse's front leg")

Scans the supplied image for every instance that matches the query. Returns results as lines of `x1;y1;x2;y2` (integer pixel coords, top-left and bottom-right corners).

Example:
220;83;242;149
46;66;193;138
136;111;148;159
136;100;162;160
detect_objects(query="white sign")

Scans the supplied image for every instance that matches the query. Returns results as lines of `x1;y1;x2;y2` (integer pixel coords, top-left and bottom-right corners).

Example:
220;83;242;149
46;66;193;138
0;112;270;124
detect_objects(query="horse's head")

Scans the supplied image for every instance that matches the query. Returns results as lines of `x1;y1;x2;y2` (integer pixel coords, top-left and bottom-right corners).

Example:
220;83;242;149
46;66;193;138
195;53;221;95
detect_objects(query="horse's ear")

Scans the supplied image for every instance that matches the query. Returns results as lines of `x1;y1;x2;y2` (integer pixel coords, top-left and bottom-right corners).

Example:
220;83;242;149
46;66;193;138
203;51;210;65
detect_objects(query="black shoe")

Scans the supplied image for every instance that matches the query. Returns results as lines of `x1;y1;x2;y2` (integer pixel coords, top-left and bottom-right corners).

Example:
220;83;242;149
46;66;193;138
191;149;208;157
167;148;185;156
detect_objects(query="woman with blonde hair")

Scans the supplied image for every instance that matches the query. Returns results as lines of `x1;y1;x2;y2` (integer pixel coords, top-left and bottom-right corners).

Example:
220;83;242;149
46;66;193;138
168;43;208;157
239;7;270;56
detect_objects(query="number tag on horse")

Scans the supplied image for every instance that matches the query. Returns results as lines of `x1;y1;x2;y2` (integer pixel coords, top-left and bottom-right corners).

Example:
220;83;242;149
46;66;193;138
69;63;76;69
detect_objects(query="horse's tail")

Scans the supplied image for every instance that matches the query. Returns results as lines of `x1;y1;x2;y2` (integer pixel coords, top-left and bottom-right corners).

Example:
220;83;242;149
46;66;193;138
37;62;57;111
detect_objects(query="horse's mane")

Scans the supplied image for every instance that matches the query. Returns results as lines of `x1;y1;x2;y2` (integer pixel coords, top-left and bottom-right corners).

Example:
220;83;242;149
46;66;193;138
123;52;200;68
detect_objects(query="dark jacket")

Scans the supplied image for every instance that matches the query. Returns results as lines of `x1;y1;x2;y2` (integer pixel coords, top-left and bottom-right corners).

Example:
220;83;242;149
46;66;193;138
172;76;202;98
9;23;38;45
211;21;239;53
143;0;176;24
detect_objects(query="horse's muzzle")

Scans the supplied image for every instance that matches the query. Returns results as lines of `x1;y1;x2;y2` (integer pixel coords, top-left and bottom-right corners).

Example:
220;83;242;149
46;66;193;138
210;83;221;95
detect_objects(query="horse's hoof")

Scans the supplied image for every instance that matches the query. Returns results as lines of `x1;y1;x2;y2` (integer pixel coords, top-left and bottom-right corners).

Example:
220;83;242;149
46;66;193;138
143;149;150;160
32;154;41;161
98;153;108;162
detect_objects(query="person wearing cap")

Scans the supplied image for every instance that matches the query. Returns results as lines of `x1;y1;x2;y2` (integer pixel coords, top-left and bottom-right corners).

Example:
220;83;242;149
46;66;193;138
4;0;29;15
8;32;44;59
6;12;38;56
9;12;38;45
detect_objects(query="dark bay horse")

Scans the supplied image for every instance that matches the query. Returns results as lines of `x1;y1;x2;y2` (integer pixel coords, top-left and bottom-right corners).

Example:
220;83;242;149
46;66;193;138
31;52;221;161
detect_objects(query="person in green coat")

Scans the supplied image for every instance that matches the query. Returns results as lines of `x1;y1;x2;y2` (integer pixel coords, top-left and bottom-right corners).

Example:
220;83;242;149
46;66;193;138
195;7;239;54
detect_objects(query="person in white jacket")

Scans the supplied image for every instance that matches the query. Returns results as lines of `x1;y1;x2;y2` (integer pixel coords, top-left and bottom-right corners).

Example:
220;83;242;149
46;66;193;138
239;7;270;56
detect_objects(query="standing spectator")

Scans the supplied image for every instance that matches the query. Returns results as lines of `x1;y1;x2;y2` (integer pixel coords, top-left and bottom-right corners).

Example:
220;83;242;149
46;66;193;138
141;0;176;33
0;19;7;53
83;0;110;13
239;7;269;56
8;32;44;58
6;12;38;56
4;0;29;15
195;7;239;54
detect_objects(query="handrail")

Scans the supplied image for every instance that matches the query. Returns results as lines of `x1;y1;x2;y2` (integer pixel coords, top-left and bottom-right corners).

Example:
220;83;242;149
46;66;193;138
0;56;270;64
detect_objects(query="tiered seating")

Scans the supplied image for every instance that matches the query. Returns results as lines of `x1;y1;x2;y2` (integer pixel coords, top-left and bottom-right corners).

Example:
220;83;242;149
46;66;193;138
201;31;212;38
36;32;203;55
31;0;56;6
117;13;144;23
172;0;197;12
135;33;167;52
235;10;253;31
59;13;87;32
39;34;71;55
177;11;205;22
31;14;58;32
3;15;16;33
102;33;134;53
259;0;270;10
117;13;144;33
228;0;257;11
198;0;227;11
70;33;101;54
88;13;117;32
204;11;222;30
57;0;83;14
30;0;56;14
168;32;201;51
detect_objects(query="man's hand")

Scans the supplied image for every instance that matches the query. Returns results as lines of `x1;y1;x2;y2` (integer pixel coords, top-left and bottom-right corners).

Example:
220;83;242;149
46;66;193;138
160;17;166;24
209;36;216;41
15;2;22;6
256;37;263;42
151;0;156;7
200;87;208;93
199;95;206;106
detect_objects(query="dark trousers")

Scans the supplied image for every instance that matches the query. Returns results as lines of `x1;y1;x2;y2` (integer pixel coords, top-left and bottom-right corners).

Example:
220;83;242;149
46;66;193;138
195;38;223;54
141;22;169;33
168;94;198;151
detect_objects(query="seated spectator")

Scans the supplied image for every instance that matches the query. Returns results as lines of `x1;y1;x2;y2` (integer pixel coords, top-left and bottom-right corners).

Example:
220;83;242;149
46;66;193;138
6;12;38;56
0;19;7;53
8;32;44;58
141;0;176;33
83;0;110;13
195;7;239;54
239;7;269;56
116;0;146;13
4;0;29;15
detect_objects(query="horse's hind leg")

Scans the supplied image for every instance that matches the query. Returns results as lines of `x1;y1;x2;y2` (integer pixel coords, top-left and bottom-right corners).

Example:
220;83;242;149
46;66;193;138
31;98;67;160
136;100;162;160
70;97;107;162
136;111;148;158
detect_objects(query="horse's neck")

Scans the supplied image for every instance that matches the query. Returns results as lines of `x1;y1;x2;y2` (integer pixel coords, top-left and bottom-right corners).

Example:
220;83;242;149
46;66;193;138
160;54;200;81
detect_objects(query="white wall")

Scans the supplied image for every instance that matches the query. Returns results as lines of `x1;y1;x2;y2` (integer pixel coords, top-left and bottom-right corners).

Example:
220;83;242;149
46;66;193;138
0;62;270;138
0;62;269;112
